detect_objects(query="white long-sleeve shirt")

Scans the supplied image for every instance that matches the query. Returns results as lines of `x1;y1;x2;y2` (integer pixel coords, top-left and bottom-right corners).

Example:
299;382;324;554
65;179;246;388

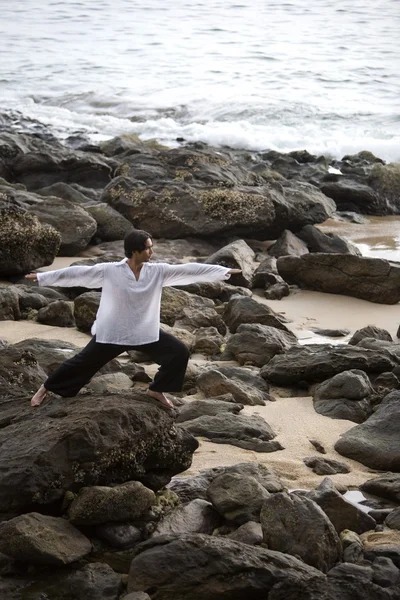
37;259;231;345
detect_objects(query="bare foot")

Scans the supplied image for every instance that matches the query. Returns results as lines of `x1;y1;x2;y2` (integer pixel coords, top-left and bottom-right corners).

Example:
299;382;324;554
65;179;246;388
30;384;48;407
146;389;174;408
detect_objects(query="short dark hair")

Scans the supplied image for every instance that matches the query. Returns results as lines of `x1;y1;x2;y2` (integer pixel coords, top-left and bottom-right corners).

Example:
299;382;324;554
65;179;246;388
124;229;152;257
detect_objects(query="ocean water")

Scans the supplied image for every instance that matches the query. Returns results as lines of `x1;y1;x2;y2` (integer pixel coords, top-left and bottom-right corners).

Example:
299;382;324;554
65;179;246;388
0;0;399;160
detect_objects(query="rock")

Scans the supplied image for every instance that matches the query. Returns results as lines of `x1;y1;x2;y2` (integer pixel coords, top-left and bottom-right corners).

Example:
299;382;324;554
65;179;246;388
222;294;291;334
311;328;350;338
180;412;281;452
176;280;252;302
297;224;361;255
268;575;398;599
152;499;221;537
334;391;400;471
277;253;400;304
36;562;124;600
320;179;381;214
95;522;143;549
361;473;400;504
206;239;256;288
193;326;224;356
128;533;323;598
0;286;20;320
349;325;393;345
369;163;400;212
313;369;375;423
304;478;376;535
0;347;47;399
37;181;93;204
161;286;226;334
327;562;373;583
0;513;92;565
309;439;327;454
264;280;290;299
223;323;297;367
371;556;400;587
0;393;198;514
268;229;309;257
303;457;351;476
176;399;243;423
227;521;263;545
87;372;133;393
261;344;395;385
74;290;101;332
207;472;271;523
361;529;400;568
85;202;134;242
197;365;271;405
252;256;278;288
385;507;400;530
160;323;196;352
0;204;60;275
260;492;342;572
37;299;75;327
68;481;155;525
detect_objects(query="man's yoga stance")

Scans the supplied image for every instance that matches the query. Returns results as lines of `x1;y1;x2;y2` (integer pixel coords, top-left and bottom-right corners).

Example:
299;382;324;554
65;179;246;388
26;230;240;409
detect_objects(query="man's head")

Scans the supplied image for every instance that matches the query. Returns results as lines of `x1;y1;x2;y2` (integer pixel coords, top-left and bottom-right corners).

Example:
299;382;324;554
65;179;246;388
124;229;153;259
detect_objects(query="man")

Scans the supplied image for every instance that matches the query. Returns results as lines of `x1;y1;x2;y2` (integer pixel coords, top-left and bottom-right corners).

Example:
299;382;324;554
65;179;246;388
26;230;241;408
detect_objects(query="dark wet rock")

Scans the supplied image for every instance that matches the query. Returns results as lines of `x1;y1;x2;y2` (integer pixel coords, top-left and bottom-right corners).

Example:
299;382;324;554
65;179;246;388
264;280;291;299
361;474;400;504
176;399;243;423
222;294;291;334
223;323;297;367
268;575;399;599
311;327;350;338
176;280;252;302
152;499;221;537
37;299;75;327
260;492;342;572
0;513;92;565
327;562;373;583
180;412;281;452
304;478;376;535
320;179;382;215
268;229;309;258
361;529;400;568
0;392;198;514
207;472;271;523
371;372;400;399
197;365;271;405
251;256;278;288
103;172;335;240
261;344;395;385
370;509;396;524
297;224;361;255
279;253;400;304
74;290;101;332
68;481;155;525
128;533;323;599
313;369;375;423
0;131;115;190
85;202;134;242
335;391;400;471
349;325;393;345
303;457;351;476
0;204;60;276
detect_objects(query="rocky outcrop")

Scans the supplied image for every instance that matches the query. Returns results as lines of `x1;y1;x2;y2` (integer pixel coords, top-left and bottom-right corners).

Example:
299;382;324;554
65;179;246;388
277;253;400;304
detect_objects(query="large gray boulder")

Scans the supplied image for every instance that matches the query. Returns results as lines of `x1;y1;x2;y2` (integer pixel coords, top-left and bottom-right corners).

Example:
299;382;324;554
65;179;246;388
223;323;297;367
197;365;271;405
277;253;400;304
335;391;400;471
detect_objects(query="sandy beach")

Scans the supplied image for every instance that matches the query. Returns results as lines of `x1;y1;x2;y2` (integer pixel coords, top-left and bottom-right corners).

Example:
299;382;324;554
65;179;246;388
1;255;396;491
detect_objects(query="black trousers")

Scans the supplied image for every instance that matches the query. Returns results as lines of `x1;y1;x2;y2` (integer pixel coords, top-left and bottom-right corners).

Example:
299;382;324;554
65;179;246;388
44;330;190;397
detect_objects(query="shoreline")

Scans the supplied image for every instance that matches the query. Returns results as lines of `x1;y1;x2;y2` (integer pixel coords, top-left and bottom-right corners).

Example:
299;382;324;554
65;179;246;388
1;256;396;491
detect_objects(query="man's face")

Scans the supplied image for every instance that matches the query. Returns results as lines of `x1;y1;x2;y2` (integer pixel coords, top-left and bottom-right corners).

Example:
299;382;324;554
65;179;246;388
137;238;153;262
